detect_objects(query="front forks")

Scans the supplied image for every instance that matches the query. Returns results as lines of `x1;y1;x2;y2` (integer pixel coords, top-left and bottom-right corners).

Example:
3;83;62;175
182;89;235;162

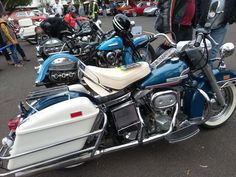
203;64;226;107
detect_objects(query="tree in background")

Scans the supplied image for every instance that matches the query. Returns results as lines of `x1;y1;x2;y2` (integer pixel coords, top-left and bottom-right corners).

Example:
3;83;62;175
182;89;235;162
1;0;33;11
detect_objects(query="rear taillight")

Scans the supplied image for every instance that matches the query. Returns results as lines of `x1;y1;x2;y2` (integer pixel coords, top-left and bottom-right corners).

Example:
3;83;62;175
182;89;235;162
8;116;21;131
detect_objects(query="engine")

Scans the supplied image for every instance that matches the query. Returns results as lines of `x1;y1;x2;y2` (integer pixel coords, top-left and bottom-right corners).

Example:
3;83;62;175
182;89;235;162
136;90;179;134
96;49;123;67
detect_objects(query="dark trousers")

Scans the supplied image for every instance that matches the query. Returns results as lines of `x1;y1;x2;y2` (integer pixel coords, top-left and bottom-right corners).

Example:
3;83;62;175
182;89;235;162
172;24;193;42
16;43;26;58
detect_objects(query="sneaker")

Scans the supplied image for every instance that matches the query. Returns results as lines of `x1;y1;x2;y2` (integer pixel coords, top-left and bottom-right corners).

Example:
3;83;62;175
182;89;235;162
7;61;14;65
22;57;30;62
15;64;23;68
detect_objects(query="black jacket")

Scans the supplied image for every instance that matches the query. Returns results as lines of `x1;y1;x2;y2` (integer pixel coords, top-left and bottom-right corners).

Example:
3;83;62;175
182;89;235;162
196;0;236;27
158;0;197;33
40;17;74;39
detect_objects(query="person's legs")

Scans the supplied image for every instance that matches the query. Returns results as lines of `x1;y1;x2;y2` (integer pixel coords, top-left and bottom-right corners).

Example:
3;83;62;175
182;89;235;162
0;42;13;64
16;43;30;61
209;24;229;59
9;45;22;67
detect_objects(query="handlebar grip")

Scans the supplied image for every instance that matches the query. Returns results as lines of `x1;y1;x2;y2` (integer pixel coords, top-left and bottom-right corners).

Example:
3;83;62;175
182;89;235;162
194;33;203;47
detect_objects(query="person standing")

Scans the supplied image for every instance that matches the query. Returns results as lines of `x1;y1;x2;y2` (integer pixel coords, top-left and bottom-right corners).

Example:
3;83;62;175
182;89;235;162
89;0;98;21
155;0;196;44
43;3;55;16
52;0;64;17
196;0;236;59
0;33;14;65
0;12;22;67
8;19;30;62
67;1;77;14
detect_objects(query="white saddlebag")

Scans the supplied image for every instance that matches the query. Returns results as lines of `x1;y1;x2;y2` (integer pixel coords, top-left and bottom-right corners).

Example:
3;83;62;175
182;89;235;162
8;97;99;170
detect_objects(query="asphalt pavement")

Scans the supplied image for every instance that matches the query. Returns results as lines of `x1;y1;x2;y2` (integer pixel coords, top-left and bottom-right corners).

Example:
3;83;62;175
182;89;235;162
0;16;236;177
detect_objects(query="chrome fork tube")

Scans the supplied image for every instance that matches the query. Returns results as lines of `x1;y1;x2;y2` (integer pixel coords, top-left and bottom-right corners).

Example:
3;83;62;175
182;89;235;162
202;64;225;106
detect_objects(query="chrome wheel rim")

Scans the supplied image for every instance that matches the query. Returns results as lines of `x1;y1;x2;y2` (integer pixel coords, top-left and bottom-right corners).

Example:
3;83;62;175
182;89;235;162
206;86;234;123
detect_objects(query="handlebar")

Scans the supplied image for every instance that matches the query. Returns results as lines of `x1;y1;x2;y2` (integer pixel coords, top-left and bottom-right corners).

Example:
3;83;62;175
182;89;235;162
194;32;204;47
149;33;176;47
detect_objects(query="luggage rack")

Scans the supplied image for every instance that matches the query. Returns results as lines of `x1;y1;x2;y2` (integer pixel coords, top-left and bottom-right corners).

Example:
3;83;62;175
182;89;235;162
26;85;70;101
0;113;107;177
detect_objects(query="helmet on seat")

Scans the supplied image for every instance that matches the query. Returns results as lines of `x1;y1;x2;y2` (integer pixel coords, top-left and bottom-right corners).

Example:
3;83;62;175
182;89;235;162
112;14;131;35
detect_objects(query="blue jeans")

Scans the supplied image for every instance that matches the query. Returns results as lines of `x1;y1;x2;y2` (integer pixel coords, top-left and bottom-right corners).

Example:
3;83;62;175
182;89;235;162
209;24;229;59
9;45;20;64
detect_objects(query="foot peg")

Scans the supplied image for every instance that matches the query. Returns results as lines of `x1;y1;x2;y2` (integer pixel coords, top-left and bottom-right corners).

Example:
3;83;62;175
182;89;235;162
165;124;200;143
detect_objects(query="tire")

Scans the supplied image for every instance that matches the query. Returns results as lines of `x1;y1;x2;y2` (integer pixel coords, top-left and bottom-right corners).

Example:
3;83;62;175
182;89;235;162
132;12;137;17
136;44;156;64
203;85;236;128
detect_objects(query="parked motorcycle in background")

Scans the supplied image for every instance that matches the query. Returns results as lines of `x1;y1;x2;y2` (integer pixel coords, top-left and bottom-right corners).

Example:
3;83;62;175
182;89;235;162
0;1;235;177
35;18;156;87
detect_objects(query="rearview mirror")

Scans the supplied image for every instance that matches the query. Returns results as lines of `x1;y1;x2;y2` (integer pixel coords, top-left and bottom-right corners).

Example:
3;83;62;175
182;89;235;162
208;0;219;18
131;26;142;35
219;43;235;58
130;20;135;27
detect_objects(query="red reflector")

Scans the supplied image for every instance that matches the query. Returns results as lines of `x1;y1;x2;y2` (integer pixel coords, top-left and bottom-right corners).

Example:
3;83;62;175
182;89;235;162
70;111;83;118
8;117;21;131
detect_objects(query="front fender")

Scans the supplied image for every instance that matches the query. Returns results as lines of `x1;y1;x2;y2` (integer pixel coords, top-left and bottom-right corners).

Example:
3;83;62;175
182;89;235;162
184;69;236;120
35;53;78;85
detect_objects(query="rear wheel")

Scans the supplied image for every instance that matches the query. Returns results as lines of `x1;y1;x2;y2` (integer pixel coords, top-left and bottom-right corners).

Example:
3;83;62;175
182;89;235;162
203;85;236;128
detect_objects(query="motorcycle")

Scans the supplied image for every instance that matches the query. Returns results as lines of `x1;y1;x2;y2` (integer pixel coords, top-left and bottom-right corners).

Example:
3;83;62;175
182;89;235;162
35;19;110;61
35;21;156;87
0;1;235;176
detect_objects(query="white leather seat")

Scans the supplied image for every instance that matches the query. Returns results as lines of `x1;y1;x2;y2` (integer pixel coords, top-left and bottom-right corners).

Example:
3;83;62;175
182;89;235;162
83;62;151;96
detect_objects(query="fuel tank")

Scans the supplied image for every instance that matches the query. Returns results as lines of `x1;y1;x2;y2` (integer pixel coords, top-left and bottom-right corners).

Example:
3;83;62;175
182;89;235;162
97;36;123;51
139;58;189;89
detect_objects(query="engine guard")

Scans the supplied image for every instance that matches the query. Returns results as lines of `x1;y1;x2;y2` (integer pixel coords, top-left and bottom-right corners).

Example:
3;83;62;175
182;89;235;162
35;53;78;85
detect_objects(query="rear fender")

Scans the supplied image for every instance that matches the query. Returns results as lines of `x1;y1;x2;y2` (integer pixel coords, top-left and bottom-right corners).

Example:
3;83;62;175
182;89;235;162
184;69;236;120
35;53;78;85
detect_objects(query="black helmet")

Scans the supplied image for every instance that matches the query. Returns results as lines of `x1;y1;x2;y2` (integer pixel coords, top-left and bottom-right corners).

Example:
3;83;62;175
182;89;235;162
112;14;131;35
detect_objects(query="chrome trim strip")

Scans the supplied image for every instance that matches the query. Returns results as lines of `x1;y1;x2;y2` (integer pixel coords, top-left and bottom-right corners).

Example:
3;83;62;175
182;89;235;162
102;92;131;107
108;43;119;47
146;68;190;89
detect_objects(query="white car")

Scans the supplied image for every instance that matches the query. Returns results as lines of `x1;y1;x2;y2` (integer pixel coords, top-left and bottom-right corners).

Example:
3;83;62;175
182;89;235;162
143;6;159;16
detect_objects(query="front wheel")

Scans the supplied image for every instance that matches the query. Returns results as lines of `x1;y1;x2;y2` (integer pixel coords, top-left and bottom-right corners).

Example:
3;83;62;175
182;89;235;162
203;85;236;128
